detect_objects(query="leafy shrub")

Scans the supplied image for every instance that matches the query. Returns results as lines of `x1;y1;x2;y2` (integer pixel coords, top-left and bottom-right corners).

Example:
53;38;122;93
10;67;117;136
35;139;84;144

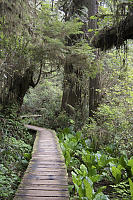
54;111;72;130
82;100;133;157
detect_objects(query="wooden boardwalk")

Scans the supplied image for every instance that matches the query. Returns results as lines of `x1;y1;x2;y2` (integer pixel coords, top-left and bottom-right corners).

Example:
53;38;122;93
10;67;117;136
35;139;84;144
14;125;69;200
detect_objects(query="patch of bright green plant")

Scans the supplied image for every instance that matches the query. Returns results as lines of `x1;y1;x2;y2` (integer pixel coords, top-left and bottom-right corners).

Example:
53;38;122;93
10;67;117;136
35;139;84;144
129;178;133;199
72;164;109;200
58;127;133;200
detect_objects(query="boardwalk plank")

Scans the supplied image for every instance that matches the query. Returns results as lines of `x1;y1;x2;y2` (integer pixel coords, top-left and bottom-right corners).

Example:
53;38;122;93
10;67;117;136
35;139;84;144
21;179;68;185
15;190;69;196
23;174;67;180
26;168;66;172
14;197;69;200
25;171;67;176
19;185;68;190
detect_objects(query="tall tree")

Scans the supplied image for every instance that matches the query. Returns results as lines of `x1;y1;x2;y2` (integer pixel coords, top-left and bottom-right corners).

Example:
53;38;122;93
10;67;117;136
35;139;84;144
88;0;101;118
60;0;100;119
61;1;84;115
61;0;89;116
0;0;41;109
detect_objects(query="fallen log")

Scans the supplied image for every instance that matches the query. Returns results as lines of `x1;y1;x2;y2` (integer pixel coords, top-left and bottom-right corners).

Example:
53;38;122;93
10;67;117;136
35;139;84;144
21;115;42;119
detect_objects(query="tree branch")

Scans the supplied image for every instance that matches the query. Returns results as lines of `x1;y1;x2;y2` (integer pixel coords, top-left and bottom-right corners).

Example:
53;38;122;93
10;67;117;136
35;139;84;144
91;13;133;50
30;61;43;88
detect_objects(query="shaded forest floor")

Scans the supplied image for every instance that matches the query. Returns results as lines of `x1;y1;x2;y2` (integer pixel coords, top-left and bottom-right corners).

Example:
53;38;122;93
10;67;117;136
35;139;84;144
0;113;35;200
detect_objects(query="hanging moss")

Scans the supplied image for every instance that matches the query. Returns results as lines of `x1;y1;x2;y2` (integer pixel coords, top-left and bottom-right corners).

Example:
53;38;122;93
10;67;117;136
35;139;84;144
91;0;133;51
91;14;133;50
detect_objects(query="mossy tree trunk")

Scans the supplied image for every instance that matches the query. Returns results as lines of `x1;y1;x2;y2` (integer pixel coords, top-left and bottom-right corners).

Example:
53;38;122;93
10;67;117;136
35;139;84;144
61;0;95;117
0;68;36;111
0;0;42;112
61;1;85;116
88;0;101;118
61;0;101;119
6;69;35;106
61;59;82;114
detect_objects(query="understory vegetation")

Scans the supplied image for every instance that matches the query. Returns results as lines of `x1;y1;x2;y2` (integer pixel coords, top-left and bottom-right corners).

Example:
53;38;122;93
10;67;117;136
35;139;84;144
58;104;133;199
56;52;133;199
0;110;35;200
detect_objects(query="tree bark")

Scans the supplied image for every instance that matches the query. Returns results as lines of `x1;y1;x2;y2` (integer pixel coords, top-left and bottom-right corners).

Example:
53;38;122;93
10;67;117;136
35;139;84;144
0;65;43;112
61;58;82;114
88;0;101;118
61;0;101;119
61;1;85;115
89;74;100;117
2;68;35;108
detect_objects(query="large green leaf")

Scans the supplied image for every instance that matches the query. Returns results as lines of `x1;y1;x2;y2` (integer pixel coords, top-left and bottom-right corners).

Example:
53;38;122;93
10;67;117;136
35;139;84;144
129;178;133;199
111;166;121;183
80;164;88;177
94;193;109;200
128;159;133;175
128;159;133;167
84;179;93;200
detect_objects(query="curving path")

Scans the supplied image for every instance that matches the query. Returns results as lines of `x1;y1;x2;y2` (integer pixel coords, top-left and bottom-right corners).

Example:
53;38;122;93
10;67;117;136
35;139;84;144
14;125;69;200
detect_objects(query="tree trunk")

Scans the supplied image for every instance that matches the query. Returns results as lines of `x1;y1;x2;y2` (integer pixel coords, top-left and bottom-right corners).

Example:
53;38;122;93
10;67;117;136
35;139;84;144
0;68;36;112
61;0;101;119
89;74;100;117
61;0;91;116
61;1;84;115
61;59;82;114
88;0;101;118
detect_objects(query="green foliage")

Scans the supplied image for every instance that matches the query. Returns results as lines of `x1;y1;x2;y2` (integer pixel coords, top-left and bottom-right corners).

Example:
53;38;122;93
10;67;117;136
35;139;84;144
0;112;34;200
54;111;72;129
23;79;62;129
0;1;133;200
0;0;88;109
82;57;133;156
72;164;108;200
0;136;31;198
58;127;132;199
111;166;121;184
58;127;82;168
0;164;19;199
129;178;133;199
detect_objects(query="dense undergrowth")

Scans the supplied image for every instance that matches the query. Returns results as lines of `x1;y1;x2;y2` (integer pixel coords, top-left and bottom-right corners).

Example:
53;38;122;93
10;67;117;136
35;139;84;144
57;90;133;200
0;110;35;200
23;79;63;129
57;63;133;199
58;126;133;200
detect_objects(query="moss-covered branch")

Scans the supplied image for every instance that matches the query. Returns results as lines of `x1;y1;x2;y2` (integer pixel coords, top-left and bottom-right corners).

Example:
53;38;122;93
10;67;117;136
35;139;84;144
91;14;133;50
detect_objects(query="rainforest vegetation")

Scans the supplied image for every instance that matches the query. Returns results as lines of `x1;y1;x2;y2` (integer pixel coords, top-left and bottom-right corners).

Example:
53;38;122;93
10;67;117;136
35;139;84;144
0;0;133;199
